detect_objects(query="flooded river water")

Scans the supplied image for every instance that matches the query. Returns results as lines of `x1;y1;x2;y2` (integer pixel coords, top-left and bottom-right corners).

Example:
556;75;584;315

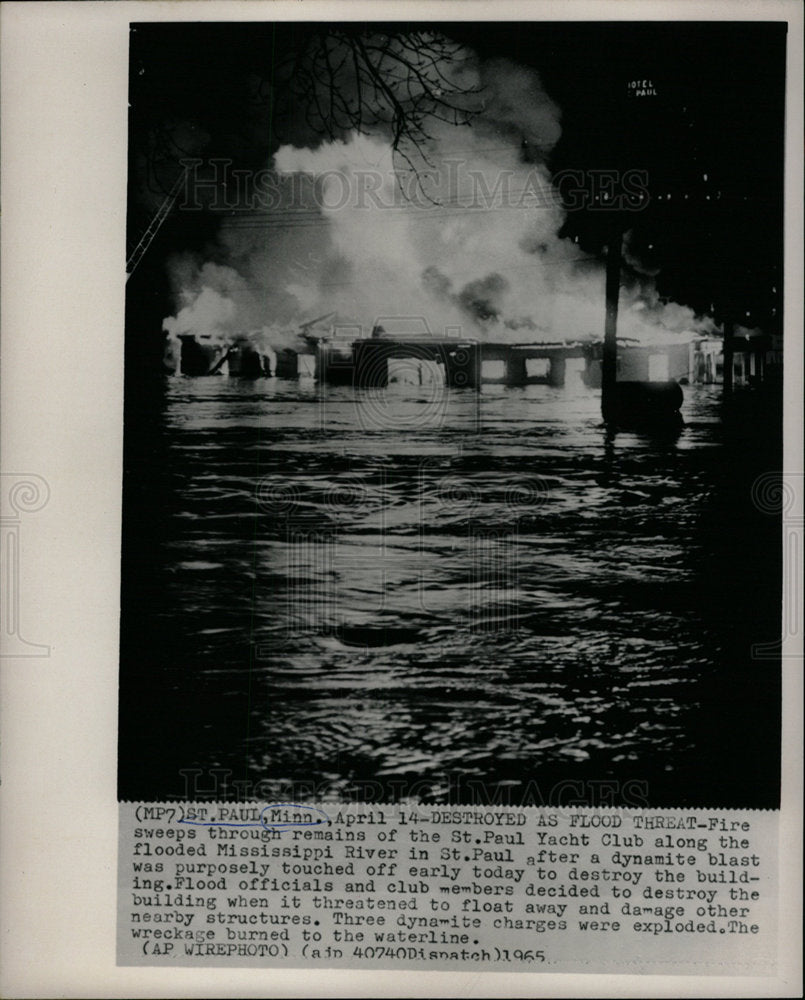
119;377;781;807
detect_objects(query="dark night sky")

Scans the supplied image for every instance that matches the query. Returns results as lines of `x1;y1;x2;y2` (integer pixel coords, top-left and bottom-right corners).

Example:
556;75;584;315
126;20;787;369
120;20;788;808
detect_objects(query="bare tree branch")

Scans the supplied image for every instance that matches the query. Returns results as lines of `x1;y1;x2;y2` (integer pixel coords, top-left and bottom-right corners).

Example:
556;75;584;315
135;27;483;204
276;28;482;202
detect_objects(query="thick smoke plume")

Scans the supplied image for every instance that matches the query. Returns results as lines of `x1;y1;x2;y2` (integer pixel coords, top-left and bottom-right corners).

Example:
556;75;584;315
163;48;715;351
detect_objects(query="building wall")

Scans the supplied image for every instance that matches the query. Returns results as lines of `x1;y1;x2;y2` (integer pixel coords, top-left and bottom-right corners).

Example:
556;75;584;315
584;342;695;386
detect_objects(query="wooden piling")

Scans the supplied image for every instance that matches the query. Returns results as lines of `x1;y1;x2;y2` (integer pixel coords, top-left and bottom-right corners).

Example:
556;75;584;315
602;226;623;422
722;320;734;393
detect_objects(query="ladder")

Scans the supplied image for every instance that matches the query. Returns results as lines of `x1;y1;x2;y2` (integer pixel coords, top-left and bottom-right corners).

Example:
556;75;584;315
125;168;188;280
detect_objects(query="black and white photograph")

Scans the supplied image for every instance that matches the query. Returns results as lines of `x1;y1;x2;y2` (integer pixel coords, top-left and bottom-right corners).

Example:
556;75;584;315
1;2;802;994
119;18;787;810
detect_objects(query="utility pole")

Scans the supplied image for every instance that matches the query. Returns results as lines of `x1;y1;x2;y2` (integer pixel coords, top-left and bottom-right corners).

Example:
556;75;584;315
601;223;623;423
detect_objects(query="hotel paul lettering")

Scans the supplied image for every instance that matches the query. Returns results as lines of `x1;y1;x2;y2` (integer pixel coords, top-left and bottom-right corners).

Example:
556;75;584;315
627;79;658;97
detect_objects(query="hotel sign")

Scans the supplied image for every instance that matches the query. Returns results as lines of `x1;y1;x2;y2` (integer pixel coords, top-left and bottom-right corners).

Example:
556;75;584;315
627;79;658;97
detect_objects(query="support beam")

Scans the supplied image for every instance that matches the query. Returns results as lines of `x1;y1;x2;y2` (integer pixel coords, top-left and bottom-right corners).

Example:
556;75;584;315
601;226;623;422
722;320;734;394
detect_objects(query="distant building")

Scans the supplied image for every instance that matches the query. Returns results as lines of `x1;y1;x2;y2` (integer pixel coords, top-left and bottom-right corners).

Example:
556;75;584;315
583;340;694;387
691;332;777;387
583;333;779;389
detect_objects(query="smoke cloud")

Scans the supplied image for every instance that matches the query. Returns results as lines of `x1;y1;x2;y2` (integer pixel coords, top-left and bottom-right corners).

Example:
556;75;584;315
163;47;715;352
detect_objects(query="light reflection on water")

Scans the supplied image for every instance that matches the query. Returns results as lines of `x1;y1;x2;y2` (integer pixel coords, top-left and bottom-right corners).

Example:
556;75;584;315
122;377;778;805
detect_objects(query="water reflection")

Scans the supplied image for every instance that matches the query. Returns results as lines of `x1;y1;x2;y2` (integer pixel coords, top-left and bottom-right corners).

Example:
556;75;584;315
119;379;780;806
